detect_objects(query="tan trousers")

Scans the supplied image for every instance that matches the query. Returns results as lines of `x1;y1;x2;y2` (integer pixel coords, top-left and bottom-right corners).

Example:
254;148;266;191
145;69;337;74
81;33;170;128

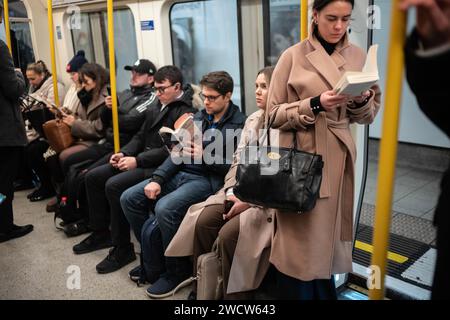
193;203;253;300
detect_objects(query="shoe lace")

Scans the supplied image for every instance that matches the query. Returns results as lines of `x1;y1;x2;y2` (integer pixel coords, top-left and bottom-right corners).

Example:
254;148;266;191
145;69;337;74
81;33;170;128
107;246;119;262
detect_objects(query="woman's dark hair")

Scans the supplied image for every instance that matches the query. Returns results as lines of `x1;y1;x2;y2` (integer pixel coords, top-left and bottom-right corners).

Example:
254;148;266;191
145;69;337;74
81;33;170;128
27;60;51;77
78;62;109;97
313;0;354;11
257;66;275;87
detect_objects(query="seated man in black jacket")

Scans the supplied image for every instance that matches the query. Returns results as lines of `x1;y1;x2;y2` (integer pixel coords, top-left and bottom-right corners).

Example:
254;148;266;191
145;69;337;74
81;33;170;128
121;71;246;298
54;60;157;233
73;66;197;275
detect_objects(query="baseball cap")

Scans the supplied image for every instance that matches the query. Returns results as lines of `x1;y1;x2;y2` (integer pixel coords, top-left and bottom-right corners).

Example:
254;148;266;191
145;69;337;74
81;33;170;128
124;59;156;75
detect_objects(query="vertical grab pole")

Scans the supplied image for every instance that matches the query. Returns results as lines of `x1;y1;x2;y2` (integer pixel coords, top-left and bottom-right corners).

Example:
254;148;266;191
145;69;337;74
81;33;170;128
368;0;407;300
3;0;12;54
47;0;60;106
301;0;308;41
107;0;120;153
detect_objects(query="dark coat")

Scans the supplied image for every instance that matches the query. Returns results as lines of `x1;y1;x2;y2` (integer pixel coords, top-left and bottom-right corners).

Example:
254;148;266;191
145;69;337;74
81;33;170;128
0;39;27;147
120;84;197;174
152;101;246;193
405;29;450;299
100;85;156;147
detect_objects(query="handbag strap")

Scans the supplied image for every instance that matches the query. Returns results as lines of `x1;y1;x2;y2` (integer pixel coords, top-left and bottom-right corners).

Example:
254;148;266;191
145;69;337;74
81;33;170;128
265;108;298;150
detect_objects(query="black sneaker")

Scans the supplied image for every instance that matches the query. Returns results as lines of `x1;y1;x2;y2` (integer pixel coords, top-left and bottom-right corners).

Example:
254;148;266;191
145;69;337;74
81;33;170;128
0;224;34;243
146;275;193;299
72;231;112;254
96;244;136;274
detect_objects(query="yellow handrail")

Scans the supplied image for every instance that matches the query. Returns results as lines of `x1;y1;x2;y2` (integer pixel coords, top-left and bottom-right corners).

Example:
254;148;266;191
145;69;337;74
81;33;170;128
3;0;12;54
369;0;407;300
301;0;308;41
47;0;60;106
107;0;120;153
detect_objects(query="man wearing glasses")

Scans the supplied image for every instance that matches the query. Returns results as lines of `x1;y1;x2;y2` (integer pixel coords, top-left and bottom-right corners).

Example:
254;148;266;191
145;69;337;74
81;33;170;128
0;2;34;243
74;65;197;274
121;71;246;298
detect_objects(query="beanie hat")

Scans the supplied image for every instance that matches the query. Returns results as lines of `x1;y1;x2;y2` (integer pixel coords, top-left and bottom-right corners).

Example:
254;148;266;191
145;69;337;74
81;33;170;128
66;50;88;73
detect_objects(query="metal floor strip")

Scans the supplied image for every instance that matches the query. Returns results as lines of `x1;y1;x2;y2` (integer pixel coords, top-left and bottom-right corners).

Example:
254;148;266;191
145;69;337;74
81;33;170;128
353;224;432;290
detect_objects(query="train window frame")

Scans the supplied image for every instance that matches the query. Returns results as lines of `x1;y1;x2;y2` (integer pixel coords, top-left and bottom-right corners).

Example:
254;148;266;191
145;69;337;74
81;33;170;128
168;0;246;113
69;6;139;92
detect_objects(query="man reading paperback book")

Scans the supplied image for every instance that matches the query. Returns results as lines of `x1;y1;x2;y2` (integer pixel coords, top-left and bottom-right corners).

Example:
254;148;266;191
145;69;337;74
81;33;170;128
159;113;196;150
333;44;379;96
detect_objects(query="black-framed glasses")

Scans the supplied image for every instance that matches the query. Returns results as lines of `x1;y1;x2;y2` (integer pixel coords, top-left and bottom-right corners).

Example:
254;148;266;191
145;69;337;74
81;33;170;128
200;93;222;102
155;83;177;94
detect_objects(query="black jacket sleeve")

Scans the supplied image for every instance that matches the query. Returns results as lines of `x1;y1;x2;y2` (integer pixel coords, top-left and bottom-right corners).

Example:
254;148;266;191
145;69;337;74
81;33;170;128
120;121;145;156
0;40;26;101
151;155;182;185
135;146;169;169
405;29;450;137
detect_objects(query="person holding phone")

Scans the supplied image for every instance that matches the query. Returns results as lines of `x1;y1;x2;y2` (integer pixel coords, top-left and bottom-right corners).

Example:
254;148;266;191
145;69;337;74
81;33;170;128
164;67;276;300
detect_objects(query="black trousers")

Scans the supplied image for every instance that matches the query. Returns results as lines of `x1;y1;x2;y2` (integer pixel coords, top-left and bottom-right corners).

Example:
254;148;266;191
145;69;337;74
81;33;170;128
85;163;153;247
62;143;113;175
26;139;53;191
432;168;450;300
15;146;34;184
0;146;22;233
276;271;337;300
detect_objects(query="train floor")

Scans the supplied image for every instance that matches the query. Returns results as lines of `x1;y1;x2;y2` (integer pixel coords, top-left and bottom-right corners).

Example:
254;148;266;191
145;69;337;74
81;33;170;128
0;158;444;300
0;190;191;300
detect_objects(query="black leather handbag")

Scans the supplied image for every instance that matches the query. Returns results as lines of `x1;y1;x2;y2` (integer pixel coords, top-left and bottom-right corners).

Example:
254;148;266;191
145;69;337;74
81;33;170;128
234;124;324;213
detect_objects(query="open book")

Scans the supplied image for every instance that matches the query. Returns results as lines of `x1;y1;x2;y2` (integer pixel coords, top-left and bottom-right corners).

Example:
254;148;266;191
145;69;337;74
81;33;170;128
333;44;379;96
159;113;195;149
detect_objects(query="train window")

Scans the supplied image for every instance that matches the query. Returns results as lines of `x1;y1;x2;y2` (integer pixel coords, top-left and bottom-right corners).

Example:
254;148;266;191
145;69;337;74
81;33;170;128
71;9;138;92
10;21;35;74
0;0;35;75
170;0;242;109
71;12;95;63
264;0;300;66
7;0;27;18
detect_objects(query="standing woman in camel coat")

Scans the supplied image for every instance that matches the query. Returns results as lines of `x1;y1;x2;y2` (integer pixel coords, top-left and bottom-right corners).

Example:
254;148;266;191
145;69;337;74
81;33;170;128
267;0;381;299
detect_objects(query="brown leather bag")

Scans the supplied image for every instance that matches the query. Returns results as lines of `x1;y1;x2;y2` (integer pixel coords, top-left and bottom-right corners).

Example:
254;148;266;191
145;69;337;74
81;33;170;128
43;119;74;153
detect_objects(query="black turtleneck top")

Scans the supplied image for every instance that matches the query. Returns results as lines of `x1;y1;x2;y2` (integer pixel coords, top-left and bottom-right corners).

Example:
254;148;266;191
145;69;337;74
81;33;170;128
310;28;339;114
314;27;338;56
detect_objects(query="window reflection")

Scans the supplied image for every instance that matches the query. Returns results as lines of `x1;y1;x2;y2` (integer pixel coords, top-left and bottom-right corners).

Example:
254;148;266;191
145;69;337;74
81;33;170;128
170;0;242;109
71;9;138;92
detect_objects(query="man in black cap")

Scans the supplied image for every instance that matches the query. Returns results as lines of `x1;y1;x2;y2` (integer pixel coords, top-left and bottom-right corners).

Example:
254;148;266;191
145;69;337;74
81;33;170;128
73;65;197;276
53;59;158;234
124;59;157;76
0;3;34;243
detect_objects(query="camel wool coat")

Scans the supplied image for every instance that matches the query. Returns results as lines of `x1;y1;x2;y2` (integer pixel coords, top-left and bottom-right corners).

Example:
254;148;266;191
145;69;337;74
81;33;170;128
266;29;381;281
166;110;277;294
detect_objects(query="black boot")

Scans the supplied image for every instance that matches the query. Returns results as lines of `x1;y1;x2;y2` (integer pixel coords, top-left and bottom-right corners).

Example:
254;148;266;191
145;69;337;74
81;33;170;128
72;231;112;254
0;224;34;243
96;243;136;274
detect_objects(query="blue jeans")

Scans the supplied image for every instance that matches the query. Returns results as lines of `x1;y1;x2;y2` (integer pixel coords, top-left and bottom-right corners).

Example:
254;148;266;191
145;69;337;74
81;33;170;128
121;171;213;277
